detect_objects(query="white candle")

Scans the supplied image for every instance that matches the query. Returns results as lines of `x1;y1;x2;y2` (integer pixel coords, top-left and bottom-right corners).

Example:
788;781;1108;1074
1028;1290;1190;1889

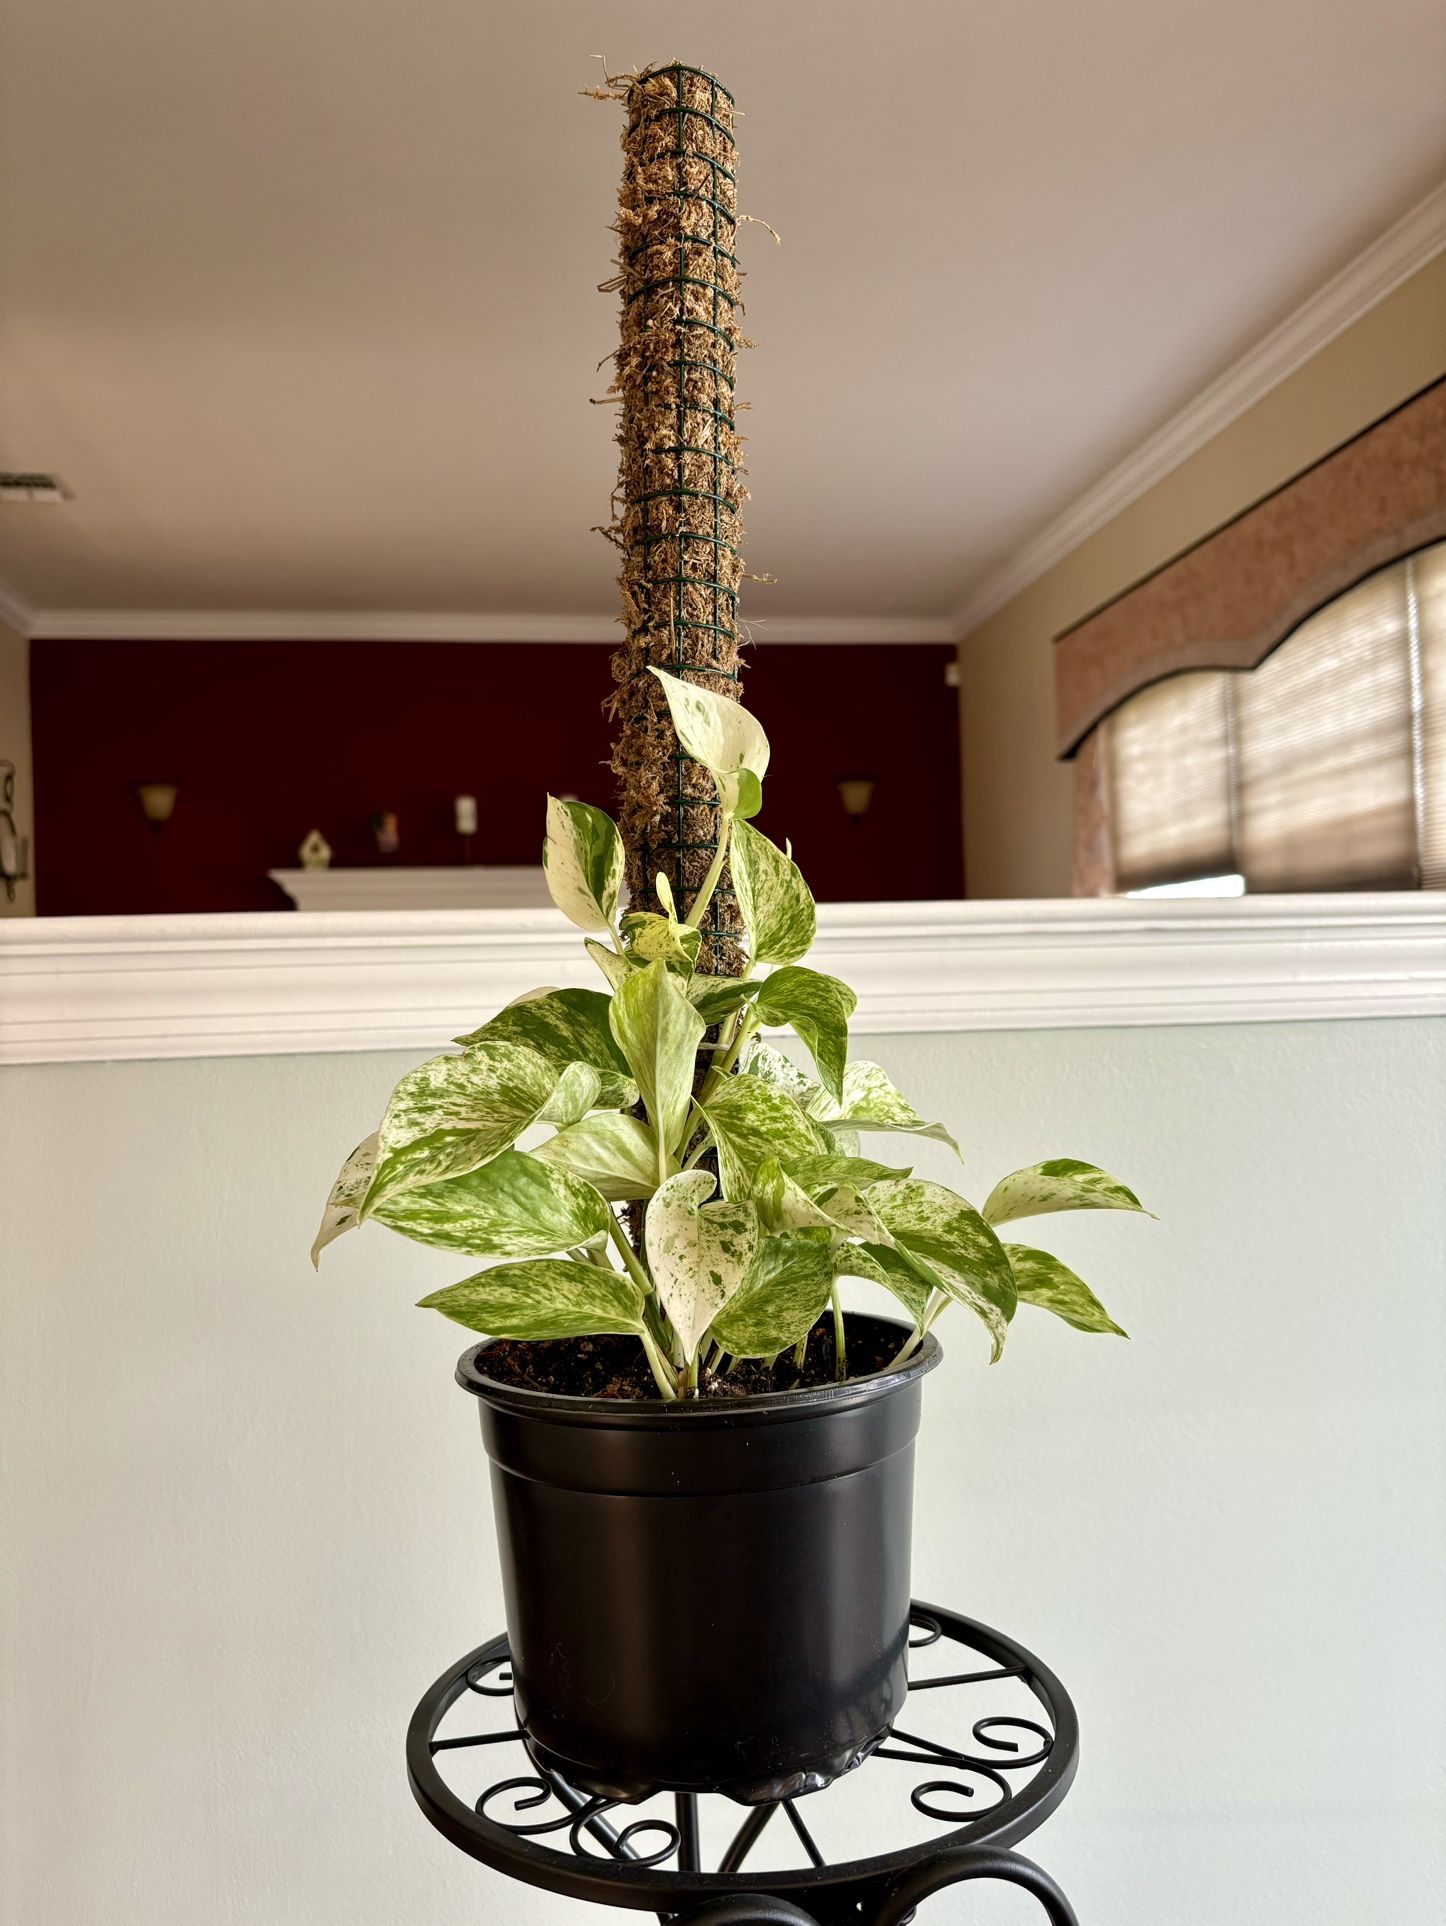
454;794;478;836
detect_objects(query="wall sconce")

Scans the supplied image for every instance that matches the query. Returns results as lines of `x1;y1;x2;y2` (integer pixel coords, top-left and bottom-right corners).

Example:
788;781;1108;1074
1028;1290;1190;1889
836;776;875;821
135;782;179;829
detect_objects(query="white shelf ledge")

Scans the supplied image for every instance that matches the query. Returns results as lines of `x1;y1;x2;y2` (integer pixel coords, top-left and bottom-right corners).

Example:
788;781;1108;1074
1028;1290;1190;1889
1;895;1442;1065
269;866;552;912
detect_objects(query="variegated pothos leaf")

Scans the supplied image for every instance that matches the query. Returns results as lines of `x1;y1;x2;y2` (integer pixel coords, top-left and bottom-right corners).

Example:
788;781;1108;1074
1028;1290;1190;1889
531;1112;664;1201
417;1259;645;1341
1004;1243;1129;1336
311;1132;379;1267
982;1159;1150;1227
866;1178;1016;1361
364;1042;562;1215
700;1072;832;1200
753;965;856;1100
809;1061;960;1157
455;988;637;1110
374;1149;610;1257
543;796;625;934
710;1232;835;1358
730;819;816;965
645;1171;761;1364
609;961;706;1176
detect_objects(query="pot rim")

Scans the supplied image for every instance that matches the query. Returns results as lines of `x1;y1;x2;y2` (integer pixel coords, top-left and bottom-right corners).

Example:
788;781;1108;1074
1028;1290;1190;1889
456;1311;941;1427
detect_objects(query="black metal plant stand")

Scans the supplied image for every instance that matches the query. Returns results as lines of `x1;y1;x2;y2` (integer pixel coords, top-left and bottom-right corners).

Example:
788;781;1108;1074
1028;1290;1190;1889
407;1602;1081;1923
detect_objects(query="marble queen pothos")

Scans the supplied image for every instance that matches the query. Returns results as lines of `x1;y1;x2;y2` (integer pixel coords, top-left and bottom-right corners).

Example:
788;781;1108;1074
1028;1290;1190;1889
312;674;1151;1402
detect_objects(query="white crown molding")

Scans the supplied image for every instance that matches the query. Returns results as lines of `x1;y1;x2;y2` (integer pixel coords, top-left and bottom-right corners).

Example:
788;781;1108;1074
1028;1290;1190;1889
27;606;955;645
951;180;1446;639
2;894;1441;1065
0;573;36;637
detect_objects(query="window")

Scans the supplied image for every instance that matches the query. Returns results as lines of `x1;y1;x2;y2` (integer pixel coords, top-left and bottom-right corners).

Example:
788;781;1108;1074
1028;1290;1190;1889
1105;542;1446;894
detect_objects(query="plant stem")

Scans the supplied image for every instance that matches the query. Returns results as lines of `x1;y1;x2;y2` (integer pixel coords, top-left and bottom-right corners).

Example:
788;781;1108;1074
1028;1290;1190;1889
830;1282;847;1382
792;1330;808;1372
697;1008;757;1108
683;816;732;930
640;1327;679;1401
607;1213;653;1299
888;1326;923;1369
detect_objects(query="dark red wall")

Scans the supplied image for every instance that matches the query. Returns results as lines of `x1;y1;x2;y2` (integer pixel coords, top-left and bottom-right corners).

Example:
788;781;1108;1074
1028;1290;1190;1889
30;640;962;915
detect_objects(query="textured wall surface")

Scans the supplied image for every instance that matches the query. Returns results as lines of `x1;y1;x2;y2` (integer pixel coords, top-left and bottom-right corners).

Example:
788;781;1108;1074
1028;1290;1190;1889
28;639;961;914
3;1017;1444;1923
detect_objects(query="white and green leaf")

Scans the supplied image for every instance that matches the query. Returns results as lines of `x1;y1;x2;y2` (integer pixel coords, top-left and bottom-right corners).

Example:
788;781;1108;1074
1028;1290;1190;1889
867;1178;1016;1361
311;1132;379;1267
700;1072;832;1201
621;909;704;974
585;938;634;994
374;1149;610;1257
688;975;760;1025
786;1152;912;1194
809;1061;960;1156
537;1059;603;1127
532;1113;664;1202
730;819;816;965
753;966;856;1101
417;1259;645;1341
649;669;771;821
609;960;706;1175
645;1170;761;1364
543;795;625;934
837;1240;933;1328
1004;1243;1129;1337
364;1042;562;1215
741;1038;818;1108
455;988;637;1110
710;1232;834;1358
982;1159;1150;1228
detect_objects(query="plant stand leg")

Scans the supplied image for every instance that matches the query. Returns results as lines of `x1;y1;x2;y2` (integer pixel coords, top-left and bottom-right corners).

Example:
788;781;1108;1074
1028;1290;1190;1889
874;1846;1079;1925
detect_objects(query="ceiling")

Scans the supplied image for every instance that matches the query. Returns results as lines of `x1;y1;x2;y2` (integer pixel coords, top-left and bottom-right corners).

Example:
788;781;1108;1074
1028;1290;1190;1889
1;0;1443;632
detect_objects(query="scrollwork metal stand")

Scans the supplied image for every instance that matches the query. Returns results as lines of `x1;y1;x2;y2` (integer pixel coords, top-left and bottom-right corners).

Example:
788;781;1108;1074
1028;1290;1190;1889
407;1603;1080;1923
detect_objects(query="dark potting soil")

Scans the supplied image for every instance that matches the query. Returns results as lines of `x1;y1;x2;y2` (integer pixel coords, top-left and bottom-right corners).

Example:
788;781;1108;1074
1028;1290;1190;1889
480;1317;901;1402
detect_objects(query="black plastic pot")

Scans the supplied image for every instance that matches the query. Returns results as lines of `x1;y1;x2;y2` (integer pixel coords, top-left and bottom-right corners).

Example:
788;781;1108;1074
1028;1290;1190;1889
457;1313;941;1804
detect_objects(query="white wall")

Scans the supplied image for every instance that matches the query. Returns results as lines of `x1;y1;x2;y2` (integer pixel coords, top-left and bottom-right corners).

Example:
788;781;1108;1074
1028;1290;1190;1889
3;1019;1443;1924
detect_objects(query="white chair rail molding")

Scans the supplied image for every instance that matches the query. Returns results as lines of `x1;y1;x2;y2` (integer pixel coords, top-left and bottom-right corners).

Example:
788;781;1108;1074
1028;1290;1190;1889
2;894;1443;1066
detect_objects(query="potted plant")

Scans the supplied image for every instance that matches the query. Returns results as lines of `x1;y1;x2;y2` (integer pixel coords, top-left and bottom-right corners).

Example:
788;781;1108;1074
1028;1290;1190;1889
312;60;1149;1810
313;670;1148;1802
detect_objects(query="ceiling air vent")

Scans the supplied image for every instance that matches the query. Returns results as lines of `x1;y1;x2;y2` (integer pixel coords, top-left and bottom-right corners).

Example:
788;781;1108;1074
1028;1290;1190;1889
0;472;68;503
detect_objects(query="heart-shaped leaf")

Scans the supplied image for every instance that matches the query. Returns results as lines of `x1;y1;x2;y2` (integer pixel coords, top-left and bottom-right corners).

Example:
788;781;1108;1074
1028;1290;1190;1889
867;1178;1016;1361
649;669;771;802
532;1113;663;1202
1004;1244;1129;1336
700;1072;832;1200
753;966;856;1100
809;1061;960;1157
710;1232;834;1358
688;975;760;1025
363;1041;562;1215
609;960;706;1177
455;988;637;1110
983;1159;1150;1227
645;1170;760;1364
375;1149;610;1257
418;1259;645;1340
543;796;624;934
730;819;816;965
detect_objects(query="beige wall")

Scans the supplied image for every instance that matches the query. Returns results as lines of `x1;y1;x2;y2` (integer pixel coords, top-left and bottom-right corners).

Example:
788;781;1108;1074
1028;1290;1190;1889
0;616;35;916
959;253;1446;898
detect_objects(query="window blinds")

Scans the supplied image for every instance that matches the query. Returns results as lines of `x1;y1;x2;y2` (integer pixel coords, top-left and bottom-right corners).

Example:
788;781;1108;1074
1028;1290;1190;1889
1105;540;1446;894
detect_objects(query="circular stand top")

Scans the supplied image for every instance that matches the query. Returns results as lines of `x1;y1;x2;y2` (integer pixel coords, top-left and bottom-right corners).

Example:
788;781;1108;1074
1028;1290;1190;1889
407;1601;1078;1919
